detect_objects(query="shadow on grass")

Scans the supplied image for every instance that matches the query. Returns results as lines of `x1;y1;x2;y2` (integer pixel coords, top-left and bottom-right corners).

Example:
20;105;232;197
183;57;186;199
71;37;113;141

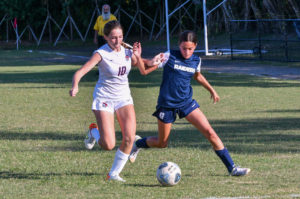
0;69;94;84
0;57;87;67
0;49;90;67
124;183;161;187
175;117;300;153
262;109;300;113
0;171;101;180
130;68;300;88
0;130;123;152
136;116;300;154
0;131;83;141
193;72;300;88
1;117;299;154
1;62;300;88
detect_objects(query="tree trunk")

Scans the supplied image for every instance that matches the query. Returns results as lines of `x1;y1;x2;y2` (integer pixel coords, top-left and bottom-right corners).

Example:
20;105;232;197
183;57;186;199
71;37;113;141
194;4;198;32
222;5;230;32
136;0;143;39
243;0;250;31
263;0;279;19
249;0;262;19
222;2;236;32
263;0;285;33
288;0;300;18
48;17;52;43
249;0;265;35
29;27;32;41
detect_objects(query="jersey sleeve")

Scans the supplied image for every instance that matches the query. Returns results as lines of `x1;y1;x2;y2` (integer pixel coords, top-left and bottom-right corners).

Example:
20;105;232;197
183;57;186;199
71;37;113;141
158;51;170;68
196;56;201;72
93;49;103;59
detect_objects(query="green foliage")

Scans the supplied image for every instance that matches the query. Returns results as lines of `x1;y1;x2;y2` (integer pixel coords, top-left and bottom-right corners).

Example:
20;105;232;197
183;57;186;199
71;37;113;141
0;0;46;22
0;0;299;43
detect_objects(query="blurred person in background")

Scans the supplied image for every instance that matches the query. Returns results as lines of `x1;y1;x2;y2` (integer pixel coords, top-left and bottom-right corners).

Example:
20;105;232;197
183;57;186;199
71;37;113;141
93;4;117;48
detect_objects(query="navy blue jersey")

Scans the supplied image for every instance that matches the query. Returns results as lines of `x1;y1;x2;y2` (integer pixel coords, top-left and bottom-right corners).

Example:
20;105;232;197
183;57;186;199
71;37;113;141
157;50;201;108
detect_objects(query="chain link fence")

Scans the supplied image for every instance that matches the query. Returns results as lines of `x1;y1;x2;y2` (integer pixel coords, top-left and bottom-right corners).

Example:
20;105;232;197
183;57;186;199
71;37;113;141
230;19;300;62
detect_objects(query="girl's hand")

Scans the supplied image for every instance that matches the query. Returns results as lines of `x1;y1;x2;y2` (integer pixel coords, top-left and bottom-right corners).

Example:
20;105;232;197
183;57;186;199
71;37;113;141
211;91;220;104
150;53;165;66
69;87;78;97
132;42;142;57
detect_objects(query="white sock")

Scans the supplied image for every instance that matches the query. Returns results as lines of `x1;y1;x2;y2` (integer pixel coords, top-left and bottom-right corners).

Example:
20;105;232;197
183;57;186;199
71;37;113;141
91;128;100;143
109;148;129;177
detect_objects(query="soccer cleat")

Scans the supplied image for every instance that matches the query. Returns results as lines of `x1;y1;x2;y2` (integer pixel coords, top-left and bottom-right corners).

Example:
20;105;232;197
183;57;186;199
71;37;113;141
84;123;98;150
129;135;142;163
106;173;126;182
230;166;251;176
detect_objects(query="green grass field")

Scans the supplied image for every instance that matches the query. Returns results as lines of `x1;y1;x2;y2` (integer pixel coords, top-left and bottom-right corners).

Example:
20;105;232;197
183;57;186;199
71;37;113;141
0;50;300;199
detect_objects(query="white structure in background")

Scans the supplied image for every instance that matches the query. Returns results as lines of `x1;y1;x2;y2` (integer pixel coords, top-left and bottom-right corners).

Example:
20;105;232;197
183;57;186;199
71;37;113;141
164;0;227;55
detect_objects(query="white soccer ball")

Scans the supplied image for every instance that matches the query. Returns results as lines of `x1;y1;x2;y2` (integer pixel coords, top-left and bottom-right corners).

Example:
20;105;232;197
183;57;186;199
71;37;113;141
156;162;181;186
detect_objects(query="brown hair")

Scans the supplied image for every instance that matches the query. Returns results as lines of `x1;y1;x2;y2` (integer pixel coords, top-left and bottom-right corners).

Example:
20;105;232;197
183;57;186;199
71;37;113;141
179;30;198;44
103;20;123;36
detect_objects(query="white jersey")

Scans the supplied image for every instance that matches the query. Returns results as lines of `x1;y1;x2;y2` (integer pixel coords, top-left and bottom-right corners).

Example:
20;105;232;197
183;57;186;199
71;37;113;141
93;44;133;100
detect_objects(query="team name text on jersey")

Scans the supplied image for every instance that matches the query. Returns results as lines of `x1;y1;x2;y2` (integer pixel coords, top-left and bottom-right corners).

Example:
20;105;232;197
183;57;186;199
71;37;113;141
174;64;195;73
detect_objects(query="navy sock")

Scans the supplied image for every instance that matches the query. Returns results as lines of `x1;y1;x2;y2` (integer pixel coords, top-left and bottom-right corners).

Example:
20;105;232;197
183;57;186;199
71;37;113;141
215;148;235;173
136;137;149;148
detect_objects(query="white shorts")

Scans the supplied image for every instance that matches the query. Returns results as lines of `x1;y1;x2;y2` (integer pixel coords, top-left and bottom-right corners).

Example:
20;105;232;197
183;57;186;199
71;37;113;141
92;97;133;113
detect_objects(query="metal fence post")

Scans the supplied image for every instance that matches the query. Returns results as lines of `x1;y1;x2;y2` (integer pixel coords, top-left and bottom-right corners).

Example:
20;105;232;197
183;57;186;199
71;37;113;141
6;19;9;42
230;20;233;60
284;21;288;61
257;20;262;60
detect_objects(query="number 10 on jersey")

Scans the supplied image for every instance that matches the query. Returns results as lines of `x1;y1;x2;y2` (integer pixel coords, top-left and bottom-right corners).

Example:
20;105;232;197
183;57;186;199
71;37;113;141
118;66;126;76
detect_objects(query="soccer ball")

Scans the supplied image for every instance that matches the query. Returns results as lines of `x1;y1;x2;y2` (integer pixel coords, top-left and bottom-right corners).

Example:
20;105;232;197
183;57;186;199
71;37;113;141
156;162;181;186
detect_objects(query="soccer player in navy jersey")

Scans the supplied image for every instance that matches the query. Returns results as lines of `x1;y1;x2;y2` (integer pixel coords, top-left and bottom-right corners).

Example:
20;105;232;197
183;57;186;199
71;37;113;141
129;30;251;176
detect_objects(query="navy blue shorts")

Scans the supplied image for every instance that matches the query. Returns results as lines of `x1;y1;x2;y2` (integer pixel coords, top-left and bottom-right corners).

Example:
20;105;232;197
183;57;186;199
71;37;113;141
152;99;200;123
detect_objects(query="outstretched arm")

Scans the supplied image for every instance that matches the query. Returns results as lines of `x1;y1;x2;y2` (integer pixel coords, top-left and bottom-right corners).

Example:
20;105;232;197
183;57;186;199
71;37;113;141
70;53;101;97
131;42;164;75
193;72;220;104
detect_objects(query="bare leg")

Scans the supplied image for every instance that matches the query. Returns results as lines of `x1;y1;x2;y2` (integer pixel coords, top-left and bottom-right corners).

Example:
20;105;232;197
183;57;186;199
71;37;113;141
115;104;136;154
93;110;116;150
185;108;224;150
106;104;136;180
146;119;172;148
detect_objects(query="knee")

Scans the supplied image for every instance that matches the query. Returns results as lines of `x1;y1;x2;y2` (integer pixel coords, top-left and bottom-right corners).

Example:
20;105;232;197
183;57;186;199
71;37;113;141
122;135;135;148
99;141;115;151
204;128;219;141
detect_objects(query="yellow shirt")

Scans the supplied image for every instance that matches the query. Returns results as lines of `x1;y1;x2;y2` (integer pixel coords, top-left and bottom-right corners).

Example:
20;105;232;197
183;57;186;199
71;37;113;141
93;15;117;36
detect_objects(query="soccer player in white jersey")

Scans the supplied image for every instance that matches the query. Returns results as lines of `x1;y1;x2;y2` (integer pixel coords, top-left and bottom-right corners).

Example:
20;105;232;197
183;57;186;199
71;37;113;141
129;30;251;177
69;20;158;182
